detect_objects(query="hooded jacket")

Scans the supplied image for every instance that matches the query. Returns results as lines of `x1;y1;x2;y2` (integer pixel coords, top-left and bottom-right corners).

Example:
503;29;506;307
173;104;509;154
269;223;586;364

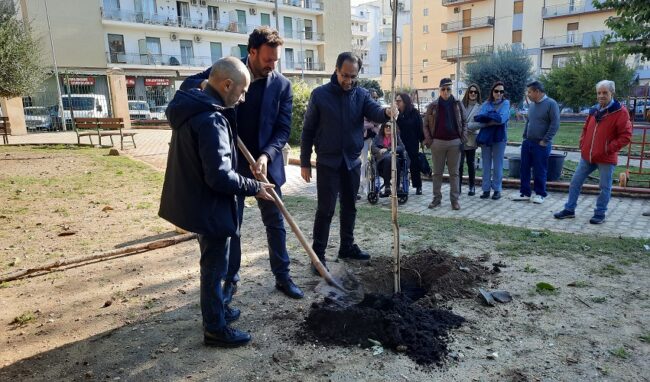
158;87;261;237
579;99;632;165
300;73;389;170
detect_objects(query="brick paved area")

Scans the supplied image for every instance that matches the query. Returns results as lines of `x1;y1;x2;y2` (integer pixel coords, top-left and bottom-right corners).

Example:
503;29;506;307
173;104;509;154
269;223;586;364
8;130;650;239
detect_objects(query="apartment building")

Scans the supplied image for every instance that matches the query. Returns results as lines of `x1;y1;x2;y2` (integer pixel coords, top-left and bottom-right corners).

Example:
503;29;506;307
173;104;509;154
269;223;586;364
19;0;350;113
351;5;371;78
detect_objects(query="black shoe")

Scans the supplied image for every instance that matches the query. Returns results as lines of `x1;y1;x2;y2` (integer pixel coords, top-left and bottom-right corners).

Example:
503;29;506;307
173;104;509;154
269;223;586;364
380;190;391;198
480;191;490;199
338;244;370;260
204;326;251;348
311;260;328;277
589;214;605;224
222;281;237;305
224;305;240;323
356;193;361;201
491;191;501;200
416;187;422;195
468;186;475;196
275;278;304;299
553;209;575;219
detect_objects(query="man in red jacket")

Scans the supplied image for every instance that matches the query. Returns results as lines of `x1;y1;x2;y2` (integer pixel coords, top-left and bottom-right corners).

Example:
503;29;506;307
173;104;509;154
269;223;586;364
554;80;632;224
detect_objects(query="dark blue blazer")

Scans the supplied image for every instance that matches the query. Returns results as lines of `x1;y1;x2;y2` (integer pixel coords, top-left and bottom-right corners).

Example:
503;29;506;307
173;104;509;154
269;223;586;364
181;60;293;186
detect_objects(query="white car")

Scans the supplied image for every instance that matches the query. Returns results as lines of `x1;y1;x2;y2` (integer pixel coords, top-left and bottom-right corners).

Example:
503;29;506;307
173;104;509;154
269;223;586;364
61;94;109;127
149;105;167;120
24;106;61;131
128;101;152;120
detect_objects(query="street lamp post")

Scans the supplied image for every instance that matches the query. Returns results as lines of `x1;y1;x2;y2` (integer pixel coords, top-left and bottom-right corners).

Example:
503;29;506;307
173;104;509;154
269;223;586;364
456;31;463;98
44;0;65;130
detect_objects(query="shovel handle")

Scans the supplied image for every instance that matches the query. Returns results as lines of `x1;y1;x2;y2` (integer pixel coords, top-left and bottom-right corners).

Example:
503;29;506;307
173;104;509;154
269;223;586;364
236;137;340;288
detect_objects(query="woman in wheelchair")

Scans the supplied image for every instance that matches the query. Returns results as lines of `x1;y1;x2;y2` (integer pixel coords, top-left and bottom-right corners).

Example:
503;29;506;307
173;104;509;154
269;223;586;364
371;122;406;198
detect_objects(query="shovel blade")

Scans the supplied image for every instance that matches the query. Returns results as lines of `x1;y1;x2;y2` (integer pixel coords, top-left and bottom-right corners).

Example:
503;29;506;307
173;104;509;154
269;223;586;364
314;263;365;307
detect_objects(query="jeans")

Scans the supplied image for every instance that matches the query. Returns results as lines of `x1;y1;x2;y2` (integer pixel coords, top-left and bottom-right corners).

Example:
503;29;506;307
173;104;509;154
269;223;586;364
312;162;361;259
564;158;615;216
228;165;290;283
197;234;230;332
519;139;552;197
481;141;507;192
459;148;476;189
431;138;461;203
359;138;372;195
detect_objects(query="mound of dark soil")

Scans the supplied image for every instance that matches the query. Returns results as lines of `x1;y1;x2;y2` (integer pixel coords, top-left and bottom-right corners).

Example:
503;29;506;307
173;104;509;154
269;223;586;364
303;293;464;365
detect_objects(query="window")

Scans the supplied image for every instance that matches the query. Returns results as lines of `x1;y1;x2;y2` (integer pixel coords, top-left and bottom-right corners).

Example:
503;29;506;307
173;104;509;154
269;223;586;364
284;16;293;38
422;59;429;67
423;76;428;83
135;0;156;15
512;30;522;43
567;22;579;31
304;49;314;70
423;25;429;33
379;67;382;75
285;48;294;69
180;40;194;65
450;74;455;80
238;44;247;59
176;1;190;26
513;0;523;14
107;34;125;63
380;54;387;62
552;54;571;68
236;9;247;31
207;6;219;29
304;19;314;40
261;13;271;26
423;8;428;16
103;0;119;10
145;37;161;55
210;42;222;62
567;22;579;43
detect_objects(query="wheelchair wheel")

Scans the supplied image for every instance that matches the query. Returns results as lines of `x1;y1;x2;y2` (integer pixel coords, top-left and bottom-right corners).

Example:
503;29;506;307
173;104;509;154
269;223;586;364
367;191;379;204
398;194;408;204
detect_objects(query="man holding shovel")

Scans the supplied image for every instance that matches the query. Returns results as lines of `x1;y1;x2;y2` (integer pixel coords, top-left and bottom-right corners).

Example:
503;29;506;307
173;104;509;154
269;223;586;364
159;57;275;347
181;27;303;300
300;52;395;274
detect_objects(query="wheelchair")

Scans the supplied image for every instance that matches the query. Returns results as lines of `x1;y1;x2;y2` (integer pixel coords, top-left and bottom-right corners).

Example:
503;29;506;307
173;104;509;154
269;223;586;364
365;150;409;205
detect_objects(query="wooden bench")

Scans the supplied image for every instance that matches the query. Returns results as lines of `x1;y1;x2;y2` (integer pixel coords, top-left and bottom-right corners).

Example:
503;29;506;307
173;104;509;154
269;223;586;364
73;117;136;150
0;117;9;144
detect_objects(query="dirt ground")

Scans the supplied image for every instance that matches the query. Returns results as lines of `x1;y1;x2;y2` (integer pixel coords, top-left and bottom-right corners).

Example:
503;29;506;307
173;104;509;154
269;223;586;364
1;146;649;381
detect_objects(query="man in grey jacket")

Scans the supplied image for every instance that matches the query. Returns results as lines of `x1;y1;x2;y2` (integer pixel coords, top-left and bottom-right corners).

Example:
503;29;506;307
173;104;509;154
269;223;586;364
512;81;560;204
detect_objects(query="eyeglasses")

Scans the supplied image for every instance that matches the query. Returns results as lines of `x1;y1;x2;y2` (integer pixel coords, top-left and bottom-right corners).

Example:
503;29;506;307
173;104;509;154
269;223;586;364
469;90;478;94
395;99;403;103
493;89;505;94
440;87;451;92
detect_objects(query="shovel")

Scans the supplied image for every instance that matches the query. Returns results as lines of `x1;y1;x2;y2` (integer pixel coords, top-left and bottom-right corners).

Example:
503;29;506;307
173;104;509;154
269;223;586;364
236;137;363;303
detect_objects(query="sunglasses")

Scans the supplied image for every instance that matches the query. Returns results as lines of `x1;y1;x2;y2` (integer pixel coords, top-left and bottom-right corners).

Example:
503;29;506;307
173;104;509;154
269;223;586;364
469;90;478;94
493;89;505;94
440;87;451;92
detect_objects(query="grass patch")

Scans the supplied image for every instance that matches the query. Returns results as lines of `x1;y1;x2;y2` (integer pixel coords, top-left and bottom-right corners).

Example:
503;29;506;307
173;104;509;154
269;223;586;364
568;280;591;288
609;347;629;359
591;296;607;303
563;160;645;187
639;332;650;343
536;282;558;295
508;121;584;148
599;264;626;276
523;264;538;273
11;311;36;326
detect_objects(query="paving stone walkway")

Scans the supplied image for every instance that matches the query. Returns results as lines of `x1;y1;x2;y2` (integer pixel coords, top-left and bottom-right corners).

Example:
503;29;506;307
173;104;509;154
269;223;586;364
8;130;650;239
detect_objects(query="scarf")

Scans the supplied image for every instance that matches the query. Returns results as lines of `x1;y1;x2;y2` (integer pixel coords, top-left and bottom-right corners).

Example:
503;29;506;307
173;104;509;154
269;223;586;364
383;134;392;148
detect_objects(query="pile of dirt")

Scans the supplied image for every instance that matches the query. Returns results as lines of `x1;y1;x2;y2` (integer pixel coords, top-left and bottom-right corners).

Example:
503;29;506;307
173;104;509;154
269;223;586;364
300;249;493;365
302;293;465;365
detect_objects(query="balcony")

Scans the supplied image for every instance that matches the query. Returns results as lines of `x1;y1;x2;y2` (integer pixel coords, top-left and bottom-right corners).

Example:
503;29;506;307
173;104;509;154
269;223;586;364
441;16;494;33
282;0;324;11
352;43;369;51
442;0;486;6
441;44;493;60
352;26;370;36
284;61;326;71
542;1;608;19
107;52;212;67
540;34;583;49
280;30;325;41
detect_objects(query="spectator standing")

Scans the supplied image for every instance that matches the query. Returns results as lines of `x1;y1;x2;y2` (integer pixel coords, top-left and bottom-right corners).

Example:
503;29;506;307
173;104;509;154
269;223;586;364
459;83;482;196
396;92;424;195
511;81;560;204
554;80;632;224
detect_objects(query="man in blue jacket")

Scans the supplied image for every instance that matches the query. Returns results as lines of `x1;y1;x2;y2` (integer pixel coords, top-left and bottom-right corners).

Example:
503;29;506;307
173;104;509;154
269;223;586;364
159;57;275;347
181;27;303;301
300;52;393;274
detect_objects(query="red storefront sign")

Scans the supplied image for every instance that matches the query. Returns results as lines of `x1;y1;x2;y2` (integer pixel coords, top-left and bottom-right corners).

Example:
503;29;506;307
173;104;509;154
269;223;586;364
126;77;136;87
65;76;96;86
145;78;170;86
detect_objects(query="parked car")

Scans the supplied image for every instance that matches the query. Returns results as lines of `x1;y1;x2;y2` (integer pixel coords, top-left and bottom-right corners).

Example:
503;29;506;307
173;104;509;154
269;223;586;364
128;101;152;120
149;105;168;120
62;94;109;127
23;106;61;131
635;100;648;115
560;107;574;114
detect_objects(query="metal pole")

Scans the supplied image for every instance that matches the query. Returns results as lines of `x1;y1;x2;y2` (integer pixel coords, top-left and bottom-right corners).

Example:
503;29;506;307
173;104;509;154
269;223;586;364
275;0;282;73
44;0;65;131
409;2;413;89
456;31;462;98
299;21;304;80
390;0;401;294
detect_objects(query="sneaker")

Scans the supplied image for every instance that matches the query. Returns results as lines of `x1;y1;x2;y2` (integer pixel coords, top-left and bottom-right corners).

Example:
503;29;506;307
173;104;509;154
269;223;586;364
589;214;606;224
204;326;251;348
338;244;370;260
531;194;545;204
511;193;530;201
491;191;501;200
428;199;441;209
553;209;575;219
480;191;490;199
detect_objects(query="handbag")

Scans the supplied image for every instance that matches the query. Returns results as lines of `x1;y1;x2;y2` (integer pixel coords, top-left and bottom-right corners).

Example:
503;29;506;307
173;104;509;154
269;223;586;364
418;144;432;176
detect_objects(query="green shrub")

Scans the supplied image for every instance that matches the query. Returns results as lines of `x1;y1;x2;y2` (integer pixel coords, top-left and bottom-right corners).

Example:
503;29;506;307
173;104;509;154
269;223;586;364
289;80;314;145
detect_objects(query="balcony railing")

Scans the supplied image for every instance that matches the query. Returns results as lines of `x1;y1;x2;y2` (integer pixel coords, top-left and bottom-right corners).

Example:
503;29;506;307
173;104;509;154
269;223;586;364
540;34;583;48
282;0;324;11
542;1;607;18
102;8;257;34
284;61;326;71
442;0;485;6
281;30;325;41
352;43;369;51
441;44;493;60
106;52;212;67
441;16;494;32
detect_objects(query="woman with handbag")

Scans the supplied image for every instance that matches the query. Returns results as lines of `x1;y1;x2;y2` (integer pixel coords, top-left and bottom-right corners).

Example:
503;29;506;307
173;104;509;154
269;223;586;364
459;83;482;196
396;93;424;195
474;81;510;200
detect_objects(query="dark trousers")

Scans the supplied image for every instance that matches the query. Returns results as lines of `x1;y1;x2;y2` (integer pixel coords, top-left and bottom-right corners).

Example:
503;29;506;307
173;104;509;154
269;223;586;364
459;148;476;189
197;234;230;332
228;166;290;283
378;157;392;190
519;139;552;197
312;162;361;259
406;150;422;188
